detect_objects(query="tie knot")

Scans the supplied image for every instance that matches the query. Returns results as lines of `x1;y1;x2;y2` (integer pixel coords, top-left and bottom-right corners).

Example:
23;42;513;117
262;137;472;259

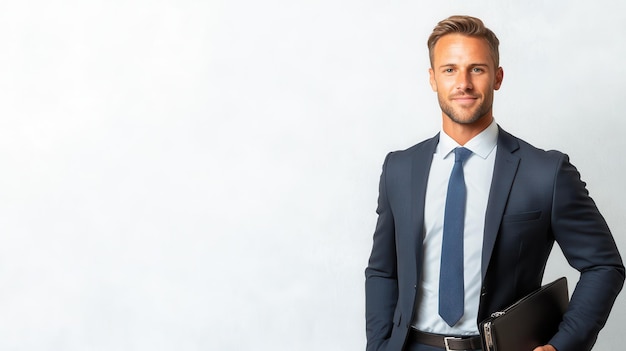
454;147;472;163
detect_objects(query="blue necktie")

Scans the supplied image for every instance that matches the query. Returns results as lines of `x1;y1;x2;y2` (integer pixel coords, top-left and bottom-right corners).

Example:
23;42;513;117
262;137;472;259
439;147;472;326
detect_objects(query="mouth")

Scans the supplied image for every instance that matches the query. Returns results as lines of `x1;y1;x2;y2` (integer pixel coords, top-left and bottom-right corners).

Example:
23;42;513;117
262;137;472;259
451;95;478;105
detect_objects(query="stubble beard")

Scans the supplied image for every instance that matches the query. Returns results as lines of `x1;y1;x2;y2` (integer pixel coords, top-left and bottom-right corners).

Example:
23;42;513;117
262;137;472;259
438;93;492;125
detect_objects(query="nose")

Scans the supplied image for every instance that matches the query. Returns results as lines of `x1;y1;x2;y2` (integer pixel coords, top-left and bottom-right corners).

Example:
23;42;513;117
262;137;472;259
456;71;473;91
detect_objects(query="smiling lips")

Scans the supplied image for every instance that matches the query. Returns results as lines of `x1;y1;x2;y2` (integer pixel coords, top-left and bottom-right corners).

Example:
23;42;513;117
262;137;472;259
451;94;479;105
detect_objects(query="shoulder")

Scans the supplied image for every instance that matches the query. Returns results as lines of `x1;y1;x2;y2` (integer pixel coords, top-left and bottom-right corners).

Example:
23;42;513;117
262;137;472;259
385;133;439;163
377;133;439;183
498;127;567;164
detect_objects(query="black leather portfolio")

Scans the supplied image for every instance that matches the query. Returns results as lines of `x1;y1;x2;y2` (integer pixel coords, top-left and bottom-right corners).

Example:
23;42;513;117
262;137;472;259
479;277;569;351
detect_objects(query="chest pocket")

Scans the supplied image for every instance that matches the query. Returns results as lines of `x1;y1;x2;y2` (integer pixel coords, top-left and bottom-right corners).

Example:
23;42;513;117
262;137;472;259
502;210;541;222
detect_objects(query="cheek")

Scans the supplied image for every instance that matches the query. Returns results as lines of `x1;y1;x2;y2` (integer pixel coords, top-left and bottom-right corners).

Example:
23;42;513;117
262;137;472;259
479;80;496;95
432;77;455;93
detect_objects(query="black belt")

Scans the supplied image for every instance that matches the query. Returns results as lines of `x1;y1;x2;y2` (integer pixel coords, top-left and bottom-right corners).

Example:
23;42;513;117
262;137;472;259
409;328;483;351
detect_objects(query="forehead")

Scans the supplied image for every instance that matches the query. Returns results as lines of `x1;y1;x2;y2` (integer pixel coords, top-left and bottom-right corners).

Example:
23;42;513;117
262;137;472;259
432;34;493;66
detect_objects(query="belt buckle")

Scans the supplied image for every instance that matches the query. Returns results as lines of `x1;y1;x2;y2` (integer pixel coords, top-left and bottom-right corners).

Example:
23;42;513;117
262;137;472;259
443;336;463;351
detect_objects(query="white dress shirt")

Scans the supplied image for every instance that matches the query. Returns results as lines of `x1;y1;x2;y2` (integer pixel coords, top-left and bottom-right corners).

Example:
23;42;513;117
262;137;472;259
412;120;498;335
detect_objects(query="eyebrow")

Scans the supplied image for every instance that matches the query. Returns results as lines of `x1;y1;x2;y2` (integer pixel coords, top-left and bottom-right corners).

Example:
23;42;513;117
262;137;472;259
437;63;491;69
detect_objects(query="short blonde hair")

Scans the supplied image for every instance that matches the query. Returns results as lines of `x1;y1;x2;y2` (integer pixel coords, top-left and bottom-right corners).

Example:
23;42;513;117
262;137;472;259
427;15;500;68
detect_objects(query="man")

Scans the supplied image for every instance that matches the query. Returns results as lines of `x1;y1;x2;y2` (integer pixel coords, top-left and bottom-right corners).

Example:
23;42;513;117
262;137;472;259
365;15;624;351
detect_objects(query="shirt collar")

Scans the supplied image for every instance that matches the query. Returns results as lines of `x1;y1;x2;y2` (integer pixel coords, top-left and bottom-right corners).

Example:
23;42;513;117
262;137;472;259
436;119;499;160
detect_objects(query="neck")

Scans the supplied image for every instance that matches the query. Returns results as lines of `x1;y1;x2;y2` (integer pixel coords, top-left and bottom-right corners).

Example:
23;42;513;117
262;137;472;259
442;115;493;145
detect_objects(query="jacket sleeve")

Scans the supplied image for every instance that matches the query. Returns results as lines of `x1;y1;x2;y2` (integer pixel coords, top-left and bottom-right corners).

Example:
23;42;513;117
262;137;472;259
365;153;398;351
548;154;625;351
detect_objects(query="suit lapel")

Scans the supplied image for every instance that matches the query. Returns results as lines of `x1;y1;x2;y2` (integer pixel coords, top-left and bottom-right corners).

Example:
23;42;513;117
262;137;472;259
481;127;520;279
410;134;439;275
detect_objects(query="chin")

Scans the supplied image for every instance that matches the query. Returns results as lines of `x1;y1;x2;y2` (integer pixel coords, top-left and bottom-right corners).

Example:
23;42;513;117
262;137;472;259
447;113;485;125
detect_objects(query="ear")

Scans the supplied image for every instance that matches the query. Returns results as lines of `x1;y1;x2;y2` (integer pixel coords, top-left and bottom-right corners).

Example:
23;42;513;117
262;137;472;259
429;68;437;92
494;67;504;90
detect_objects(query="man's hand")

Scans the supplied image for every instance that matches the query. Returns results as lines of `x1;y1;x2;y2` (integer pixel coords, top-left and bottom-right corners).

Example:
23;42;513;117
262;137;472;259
533;345;557;351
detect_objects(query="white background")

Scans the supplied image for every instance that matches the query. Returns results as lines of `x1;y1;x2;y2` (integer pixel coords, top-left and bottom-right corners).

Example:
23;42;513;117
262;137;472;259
0;0;625;350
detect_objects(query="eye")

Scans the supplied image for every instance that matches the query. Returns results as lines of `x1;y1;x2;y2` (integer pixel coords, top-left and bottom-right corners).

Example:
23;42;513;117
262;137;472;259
444;68;454;73
472;67;484;73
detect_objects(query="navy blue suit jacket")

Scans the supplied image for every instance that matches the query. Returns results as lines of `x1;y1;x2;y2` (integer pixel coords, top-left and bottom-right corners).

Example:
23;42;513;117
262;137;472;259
365;127;624;351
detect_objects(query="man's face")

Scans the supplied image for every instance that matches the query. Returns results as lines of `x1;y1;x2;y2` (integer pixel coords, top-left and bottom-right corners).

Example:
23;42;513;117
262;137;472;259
429;34;503;126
